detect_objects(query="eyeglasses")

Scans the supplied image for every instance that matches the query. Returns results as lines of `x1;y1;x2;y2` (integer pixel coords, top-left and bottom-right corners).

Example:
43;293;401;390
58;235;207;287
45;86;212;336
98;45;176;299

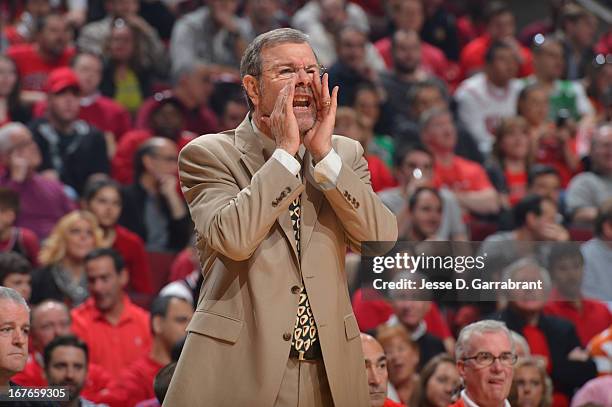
462;352;517;367
262;64;326;80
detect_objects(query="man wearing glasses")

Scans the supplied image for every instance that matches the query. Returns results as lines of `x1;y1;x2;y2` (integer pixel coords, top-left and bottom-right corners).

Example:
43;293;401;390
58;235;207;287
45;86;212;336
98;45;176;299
452;320;516;407
165;28;397;406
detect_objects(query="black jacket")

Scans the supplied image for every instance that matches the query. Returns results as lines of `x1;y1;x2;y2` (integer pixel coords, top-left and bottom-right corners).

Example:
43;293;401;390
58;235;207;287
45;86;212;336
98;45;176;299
492;307;597;397
119;182;192;252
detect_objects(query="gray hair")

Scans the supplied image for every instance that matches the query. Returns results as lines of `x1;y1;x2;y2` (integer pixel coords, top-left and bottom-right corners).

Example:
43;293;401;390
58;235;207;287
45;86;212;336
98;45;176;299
0;286;30;312
0;122;29;154
418;107;452;135
501;257;552;293
455;320;514;360
240;28;313;111
510;330;530;356
171;59;209;86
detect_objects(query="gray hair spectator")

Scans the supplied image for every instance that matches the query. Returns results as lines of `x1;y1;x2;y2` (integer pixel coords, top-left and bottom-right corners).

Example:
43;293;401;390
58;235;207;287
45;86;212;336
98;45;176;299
0;287;30;389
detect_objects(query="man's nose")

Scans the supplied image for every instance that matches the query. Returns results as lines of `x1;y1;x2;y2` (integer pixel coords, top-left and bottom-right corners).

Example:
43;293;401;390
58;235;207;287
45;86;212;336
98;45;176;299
295;68;312;85
367;367;382;386
13;329;27;346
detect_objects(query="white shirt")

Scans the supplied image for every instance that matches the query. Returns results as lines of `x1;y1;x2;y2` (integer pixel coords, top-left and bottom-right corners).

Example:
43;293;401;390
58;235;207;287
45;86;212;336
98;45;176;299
461;390;511;407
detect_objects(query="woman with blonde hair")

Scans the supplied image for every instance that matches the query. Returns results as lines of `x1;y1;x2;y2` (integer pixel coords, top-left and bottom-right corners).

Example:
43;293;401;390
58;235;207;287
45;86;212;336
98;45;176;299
377;324;421;406
30;211;104;306
509;357;553;407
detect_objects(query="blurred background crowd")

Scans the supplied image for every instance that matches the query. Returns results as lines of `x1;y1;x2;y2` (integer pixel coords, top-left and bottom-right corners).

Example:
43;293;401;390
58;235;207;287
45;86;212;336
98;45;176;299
0;0;611;406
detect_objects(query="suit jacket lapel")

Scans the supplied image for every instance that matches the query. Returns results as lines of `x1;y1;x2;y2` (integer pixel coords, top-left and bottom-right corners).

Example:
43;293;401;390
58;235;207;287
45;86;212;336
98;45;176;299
300;150;324;257
235;115;300;264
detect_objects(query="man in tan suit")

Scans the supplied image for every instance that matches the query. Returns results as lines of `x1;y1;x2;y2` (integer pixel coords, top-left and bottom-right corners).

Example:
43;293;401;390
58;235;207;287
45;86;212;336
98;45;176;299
164;28;397;407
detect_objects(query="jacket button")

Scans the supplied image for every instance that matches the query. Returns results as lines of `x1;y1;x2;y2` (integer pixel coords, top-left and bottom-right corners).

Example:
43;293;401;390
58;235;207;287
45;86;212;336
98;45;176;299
291;285;300;294
283;332;292;341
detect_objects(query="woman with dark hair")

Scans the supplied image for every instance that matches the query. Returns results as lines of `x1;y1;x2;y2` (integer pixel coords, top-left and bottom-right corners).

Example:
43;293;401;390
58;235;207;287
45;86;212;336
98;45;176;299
0;55;31;125
81;176;153;295
99;18;153;115
417;354;461;407
486;116;533;208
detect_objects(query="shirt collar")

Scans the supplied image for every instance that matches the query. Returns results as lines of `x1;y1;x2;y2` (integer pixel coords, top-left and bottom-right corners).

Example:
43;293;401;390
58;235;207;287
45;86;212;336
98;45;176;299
90;294;134;325
461;390;510;407
80;93;100;107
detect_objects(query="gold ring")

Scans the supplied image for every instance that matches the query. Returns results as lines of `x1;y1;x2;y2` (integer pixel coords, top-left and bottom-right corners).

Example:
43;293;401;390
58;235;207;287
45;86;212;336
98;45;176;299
323;101;331;106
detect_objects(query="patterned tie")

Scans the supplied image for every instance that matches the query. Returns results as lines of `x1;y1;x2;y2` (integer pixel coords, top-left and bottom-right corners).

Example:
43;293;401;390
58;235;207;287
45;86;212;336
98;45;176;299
288;178;320;360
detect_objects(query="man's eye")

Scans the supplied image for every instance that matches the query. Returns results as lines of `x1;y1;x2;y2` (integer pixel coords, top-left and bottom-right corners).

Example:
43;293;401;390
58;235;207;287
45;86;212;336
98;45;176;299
279;68;293;74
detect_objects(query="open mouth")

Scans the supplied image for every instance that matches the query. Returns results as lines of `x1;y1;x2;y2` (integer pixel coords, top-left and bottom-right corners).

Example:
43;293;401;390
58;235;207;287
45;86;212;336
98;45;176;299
293;95;312;109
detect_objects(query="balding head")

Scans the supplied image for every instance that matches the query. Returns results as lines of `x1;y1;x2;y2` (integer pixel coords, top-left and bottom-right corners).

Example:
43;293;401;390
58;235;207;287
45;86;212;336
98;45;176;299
31;300;71;352
361;333;388;407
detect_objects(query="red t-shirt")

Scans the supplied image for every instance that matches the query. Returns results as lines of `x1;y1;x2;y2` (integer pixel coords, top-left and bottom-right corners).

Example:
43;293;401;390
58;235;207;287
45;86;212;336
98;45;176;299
459;35;533;80
6;44;76;91
33;95;132;141
169;247;198;282
71;296;152;376
543;289;612;347
111;129;195;184
366;155;397;192
11;352;113;403
535;136;578;188
101;355;164;407
0;226;40;267
113;225;153;295
433;155;493;192
522;324;552;375
504;169;527;206
383;398;406;407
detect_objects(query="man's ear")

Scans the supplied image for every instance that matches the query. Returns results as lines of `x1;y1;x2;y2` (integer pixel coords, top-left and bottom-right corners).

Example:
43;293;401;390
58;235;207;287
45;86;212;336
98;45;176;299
152;314;163;336
242;75;260;108
119;268;129;289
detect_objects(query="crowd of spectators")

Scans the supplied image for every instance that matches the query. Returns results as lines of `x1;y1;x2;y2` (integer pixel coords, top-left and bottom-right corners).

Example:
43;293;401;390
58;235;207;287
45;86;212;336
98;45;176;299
0;0;611;406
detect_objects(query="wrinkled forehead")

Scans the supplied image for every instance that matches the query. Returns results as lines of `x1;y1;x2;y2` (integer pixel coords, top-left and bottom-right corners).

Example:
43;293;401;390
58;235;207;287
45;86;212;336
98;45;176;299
469;331;512;353
260;42;318;69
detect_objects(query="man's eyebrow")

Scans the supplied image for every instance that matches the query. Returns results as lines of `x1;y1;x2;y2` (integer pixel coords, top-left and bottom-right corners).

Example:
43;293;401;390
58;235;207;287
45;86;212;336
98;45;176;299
377;355;387;363
267;63;319;69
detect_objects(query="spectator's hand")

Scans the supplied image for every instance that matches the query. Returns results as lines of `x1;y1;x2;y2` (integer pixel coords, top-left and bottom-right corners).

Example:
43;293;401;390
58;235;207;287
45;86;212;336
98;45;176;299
540;223;569;241
126;15;154;35
213;7;239;33
104;132;117;159
260;78;301;157
159;175;179;199
304;73;338;162
9;153;29;183
40;169;60;181
568;347;590;362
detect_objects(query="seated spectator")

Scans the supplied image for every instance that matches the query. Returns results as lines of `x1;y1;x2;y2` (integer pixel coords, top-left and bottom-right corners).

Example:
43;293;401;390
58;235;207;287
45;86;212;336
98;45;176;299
587;323;612;376
99;18;154;115
113;96;195;184
353;83;394;167
30;211;104;306
0;55;32;126
459;1;533;79
135;62;218;137
0;122;74;240
81;177;153;296
11;300;111;403
118;138;191;253
376;325;420;406
0;253;31;303
374;0;449;80
71;248;151;377
3;0;52;46
104;295;193;407
543;243;612;347
486;117;532;208
527;36;594;121
78;0;167;78
291;0;382;70
0;287;30;392
391;80;483;164
0;188;39;267
492;259;597;400
43;335;106;407
569;376;612;407
169;0;249;74
509;357;553;407
558;4;598;80
480;195;568;269
566;125;612;224
452;320;516;407
585;53;612;119
527;165;562;204
30;67;109;195
379;144;467;241
211;82;249;132
455;41;522;155
517;83;580;187
328;24;386;107
399;187;443;241
420;0;461;62
420;107;500;216
6;12;75;93
581;199;612;303
360;333;406;407
334;107;395;192
33;52;132;147
416;354;461;407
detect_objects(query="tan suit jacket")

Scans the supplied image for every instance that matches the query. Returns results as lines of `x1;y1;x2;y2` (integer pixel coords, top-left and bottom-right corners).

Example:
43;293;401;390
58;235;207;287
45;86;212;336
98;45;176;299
163;117;397;406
